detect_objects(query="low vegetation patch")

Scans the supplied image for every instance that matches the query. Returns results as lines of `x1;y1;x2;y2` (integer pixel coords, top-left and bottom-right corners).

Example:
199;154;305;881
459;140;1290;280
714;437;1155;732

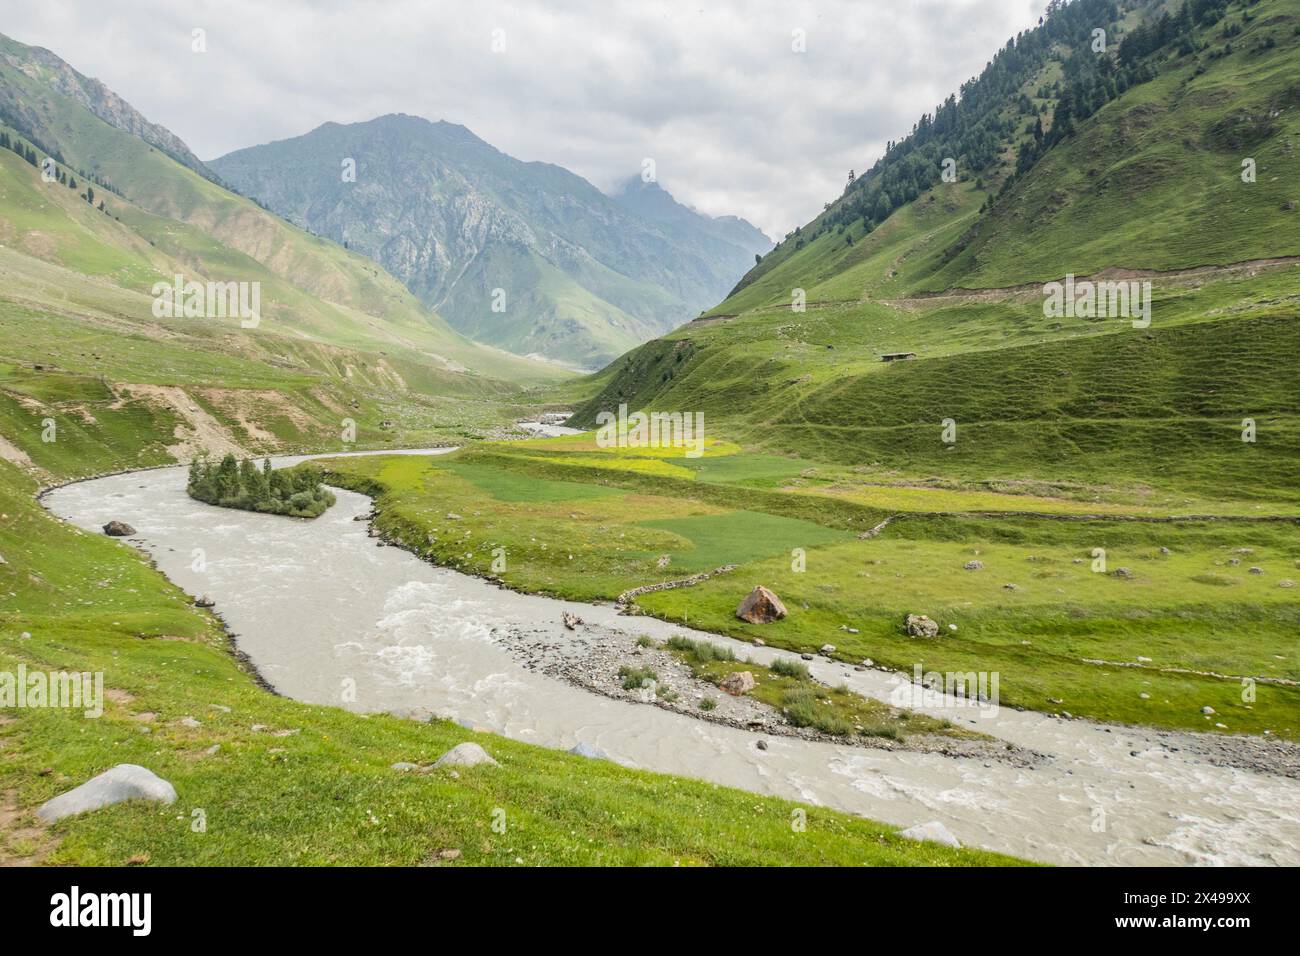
662;635;966;742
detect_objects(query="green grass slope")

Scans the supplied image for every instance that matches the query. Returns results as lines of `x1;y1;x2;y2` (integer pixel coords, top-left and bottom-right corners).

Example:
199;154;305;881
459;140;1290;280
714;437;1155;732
567;0;1300;506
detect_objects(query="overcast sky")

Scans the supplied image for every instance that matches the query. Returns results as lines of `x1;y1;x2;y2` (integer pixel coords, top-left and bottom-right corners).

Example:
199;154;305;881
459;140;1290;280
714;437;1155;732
2;0;1050;238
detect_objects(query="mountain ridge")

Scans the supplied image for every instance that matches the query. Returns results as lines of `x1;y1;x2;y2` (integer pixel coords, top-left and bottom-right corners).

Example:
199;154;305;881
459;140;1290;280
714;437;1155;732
210;113;772;368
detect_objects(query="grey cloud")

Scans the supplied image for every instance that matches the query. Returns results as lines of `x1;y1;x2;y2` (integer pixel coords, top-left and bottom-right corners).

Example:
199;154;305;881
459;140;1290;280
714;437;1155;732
0;0;1049;237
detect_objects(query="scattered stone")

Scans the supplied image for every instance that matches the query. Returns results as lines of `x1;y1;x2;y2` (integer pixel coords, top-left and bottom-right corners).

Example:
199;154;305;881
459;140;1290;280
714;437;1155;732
1248;567;1264;575
102;520;135;537
434;742;499;768
903;613;940;638
37;764;176;822
205;745;220;755
755;739;768;751
445;512;462;520
1201;706;1216;715
820;644;836;655
1280;580;1296;589
437;848;461;861
561;611;583;630
568;742;609;760
964;560;984;570
655;555;671;569
1113;567;1134;578
1139;693;1151;700
178;716;201;729
1002;583;1019;591
948;624;958;632
390;762;419;772
800;653;814;661
1159;547;1171;555
195;595;215;608
752;638;765;647
719;671;757;696
735;585;788;624
1137;656;1152;663
899;820;961;848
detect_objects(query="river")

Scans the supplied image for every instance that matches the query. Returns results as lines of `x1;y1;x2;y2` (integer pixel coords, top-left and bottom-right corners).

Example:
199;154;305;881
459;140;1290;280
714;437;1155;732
42;449;1300;865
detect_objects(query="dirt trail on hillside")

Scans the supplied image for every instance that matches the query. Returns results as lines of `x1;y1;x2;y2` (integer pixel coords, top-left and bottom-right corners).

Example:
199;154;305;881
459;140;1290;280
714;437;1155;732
880;256;1300;307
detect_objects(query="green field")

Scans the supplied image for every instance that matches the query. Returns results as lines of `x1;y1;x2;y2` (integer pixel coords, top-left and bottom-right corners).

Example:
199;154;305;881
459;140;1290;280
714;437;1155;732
322;441;1300;739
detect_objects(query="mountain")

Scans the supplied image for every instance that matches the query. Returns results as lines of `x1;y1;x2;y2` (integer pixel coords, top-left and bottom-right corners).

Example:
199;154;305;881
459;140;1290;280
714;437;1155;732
0;32;215;182
0;32;567;479
210;115;772;368
611;177;770;260
569;0;1300;501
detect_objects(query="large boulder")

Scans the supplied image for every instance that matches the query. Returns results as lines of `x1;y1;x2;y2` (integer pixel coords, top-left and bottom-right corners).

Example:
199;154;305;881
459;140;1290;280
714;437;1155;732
37;764;176;822
434;742;499;768
904;614;940;638
736;585;787;624
719;671;757;696
102;520;136;537
899;820;961;848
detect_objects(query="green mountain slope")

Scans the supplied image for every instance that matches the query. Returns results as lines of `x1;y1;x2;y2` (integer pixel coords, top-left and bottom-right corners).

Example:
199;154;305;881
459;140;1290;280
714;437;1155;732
570;0;1300;503
0;33;576;477
209;114;771;368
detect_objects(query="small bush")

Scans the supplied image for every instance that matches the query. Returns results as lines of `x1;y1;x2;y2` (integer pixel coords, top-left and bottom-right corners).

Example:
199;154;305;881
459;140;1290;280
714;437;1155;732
770;657;810;679
666;635;734;662
698;697;717;711
618;666;657;690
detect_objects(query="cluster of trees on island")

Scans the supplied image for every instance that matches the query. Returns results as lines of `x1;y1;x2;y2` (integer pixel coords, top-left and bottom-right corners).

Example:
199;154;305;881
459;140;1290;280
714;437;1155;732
187;454;335;518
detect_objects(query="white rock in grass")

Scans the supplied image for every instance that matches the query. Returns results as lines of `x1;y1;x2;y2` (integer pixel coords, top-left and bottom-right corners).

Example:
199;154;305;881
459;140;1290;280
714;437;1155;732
37;764;176;822
568;742;609;760
899;820;961;848
434;742;499;768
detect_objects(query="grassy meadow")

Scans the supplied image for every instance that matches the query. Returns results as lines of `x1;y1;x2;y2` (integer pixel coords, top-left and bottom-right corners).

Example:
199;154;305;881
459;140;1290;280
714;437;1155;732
322;440;1300;739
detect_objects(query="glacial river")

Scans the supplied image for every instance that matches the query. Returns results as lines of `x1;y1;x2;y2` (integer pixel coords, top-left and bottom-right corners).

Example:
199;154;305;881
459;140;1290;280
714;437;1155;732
43;449;1300;865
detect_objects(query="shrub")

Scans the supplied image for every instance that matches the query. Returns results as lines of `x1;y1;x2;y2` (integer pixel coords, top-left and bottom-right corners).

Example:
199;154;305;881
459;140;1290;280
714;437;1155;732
771;657;810;679
618;666;657;691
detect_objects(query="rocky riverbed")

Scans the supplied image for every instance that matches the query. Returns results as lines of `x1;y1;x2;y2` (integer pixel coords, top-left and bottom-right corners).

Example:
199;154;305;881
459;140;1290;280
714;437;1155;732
495;616;1043;766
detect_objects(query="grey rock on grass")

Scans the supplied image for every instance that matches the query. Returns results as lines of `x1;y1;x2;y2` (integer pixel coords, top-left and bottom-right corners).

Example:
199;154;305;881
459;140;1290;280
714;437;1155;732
568;742;609;760
37;764;176;822
899;820;962;848
434;742;499;768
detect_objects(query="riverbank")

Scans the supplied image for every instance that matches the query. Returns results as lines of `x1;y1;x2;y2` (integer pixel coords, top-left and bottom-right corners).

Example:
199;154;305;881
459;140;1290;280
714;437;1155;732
35;457;1300;864
1;456;1012;866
